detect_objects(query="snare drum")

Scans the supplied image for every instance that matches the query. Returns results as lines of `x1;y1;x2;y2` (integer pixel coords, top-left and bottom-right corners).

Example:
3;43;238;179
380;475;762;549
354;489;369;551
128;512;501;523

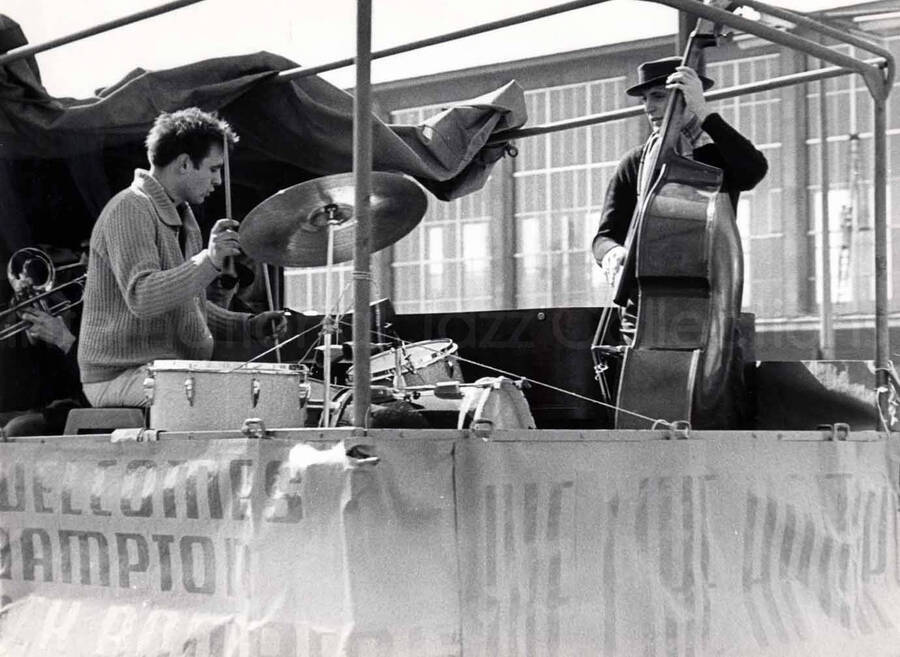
347;339;464;386
327;377;535;431
145;360;312;431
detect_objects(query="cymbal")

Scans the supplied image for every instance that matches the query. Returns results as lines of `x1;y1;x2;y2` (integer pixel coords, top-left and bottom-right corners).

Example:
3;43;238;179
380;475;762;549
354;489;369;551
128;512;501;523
239;172;428;267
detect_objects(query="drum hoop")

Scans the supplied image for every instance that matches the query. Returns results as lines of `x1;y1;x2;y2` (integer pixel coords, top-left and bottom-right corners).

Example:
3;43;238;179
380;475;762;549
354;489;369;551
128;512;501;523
355;339;458;376
149;359;301;374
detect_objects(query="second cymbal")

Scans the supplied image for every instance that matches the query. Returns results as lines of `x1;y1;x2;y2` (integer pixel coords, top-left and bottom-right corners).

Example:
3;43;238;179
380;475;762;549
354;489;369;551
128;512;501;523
239;172;428;267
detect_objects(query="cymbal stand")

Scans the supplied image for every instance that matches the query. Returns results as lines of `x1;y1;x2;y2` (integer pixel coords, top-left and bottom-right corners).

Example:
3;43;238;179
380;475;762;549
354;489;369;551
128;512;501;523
321;208;340;426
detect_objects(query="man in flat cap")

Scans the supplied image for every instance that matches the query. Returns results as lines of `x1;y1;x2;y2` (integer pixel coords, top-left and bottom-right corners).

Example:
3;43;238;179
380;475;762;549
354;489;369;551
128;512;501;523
591;57;768;339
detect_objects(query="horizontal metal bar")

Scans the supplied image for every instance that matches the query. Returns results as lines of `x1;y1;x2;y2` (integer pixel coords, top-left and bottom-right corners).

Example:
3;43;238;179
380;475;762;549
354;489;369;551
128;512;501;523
650;0;892;99
0;0;206;66
740;0;894;65
487;58;884;145
276;0;609;82
740;0;895;93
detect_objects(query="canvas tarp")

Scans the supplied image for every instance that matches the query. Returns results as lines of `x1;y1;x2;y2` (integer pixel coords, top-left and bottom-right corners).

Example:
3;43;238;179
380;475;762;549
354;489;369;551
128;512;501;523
0;15;526;267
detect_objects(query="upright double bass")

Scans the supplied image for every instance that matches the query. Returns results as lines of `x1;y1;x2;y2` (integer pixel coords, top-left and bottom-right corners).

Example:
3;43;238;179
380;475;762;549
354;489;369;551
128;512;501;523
614;4;746;430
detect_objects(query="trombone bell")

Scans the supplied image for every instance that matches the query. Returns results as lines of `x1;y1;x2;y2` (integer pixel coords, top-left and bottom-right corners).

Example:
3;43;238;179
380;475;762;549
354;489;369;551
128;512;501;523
1;247;86;342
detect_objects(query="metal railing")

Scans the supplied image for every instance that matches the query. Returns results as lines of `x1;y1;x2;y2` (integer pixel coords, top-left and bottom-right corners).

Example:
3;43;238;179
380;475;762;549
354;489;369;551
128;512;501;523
0;0;206;67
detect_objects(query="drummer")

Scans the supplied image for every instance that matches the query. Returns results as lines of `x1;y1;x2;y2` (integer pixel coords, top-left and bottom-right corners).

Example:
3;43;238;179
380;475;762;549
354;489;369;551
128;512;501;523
78;107;287;408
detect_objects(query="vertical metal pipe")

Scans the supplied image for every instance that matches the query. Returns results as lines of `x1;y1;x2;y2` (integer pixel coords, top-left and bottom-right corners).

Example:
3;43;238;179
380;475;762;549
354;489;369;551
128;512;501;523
873;97;890;430
352;0;373;430
818;77;834;359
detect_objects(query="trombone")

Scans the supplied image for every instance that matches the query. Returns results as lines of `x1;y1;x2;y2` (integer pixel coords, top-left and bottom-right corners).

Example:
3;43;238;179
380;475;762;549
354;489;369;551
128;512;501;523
0;247;86;342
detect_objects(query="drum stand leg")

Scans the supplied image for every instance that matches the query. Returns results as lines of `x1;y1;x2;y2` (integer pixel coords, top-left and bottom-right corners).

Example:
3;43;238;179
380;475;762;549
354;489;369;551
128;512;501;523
393;345;405;392
262;263;282;363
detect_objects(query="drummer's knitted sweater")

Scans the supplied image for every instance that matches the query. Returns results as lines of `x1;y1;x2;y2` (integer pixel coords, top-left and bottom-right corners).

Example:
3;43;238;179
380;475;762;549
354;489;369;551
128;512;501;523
78;170;251;384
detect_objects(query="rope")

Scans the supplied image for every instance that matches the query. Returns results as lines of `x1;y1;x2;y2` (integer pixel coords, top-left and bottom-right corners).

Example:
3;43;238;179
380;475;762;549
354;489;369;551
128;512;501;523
226;299;674;428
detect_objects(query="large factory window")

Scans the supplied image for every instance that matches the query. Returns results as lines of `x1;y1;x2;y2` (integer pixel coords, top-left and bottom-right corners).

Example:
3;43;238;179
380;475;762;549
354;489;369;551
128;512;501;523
513;77;638;309
806;38;900;314
284;263;353;315
706;54;782;316
389;105;500;314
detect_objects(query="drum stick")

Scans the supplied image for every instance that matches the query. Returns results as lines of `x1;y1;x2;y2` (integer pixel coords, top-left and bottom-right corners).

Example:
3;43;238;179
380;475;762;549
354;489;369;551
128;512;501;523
223;133;232;220
223;133;280;361
220;133;237;278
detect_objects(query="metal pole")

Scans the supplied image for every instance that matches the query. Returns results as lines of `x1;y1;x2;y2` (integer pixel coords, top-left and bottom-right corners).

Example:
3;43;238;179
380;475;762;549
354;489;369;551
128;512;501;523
653;0;887;91
873;97;890;430
323;226;335;426
352;0;373;430
277;0;605;82
487;59;886;145
0;0;206;66
739;0;896;69
818;77;834;359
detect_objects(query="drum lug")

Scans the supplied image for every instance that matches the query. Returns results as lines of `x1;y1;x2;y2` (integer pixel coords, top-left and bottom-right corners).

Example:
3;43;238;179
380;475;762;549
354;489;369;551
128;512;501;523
250;377;261;408
471;418;494;439
241;417;267;439
183;375;195;406
143;372;156;405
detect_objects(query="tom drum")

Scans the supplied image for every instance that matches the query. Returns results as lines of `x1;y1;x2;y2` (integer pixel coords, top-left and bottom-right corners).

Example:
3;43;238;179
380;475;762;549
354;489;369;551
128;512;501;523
347;339;464;387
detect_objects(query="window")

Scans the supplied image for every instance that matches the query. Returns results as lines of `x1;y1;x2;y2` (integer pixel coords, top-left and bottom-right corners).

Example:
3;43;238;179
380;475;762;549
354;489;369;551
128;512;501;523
804;40;900;311
389;105;499;313
513;77;639;308
706;55;783;317
284;263;354;315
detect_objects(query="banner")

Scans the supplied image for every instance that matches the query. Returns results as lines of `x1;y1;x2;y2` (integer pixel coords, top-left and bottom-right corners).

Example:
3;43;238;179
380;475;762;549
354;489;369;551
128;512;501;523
0;436;458;656
2;431;900;656
455;433;900;657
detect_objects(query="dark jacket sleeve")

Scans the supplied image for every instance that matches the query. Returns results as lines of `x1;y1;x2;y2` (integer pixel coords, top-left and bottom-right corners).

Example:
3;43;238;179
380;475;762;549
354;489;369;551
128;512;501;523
698;112;768;193
591;145;642;264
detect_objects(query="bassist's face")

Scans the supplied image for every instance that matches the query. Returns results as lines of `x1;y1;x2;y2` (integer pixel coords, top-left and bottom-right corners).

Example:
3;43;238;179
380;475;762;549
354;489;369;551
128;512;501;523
641;86;669;131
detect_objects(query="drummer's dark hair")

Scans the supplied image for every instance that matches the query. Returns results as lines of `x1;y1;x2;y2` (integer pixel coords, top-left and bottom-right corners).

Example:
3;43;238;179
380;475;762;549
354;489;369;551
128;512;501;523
145;107;239;168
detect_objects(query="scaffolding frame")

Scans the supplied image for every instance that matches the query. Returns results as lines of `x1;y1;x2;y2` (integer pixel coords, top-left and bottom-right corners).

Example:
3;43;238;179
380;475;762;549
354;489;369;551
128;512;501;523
1;0;894;430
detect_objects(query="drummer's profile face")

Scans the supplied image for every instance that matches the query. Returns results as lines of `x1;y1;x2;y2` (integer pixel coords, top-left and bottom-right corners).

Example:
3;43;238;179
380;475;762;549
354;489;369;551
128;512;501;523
180;142;224;205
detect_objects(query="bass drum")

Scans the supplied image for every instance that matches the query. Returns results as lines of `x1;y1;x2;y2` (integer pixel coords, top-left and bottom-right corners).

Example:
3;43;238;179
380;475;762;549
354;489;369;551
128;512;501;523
326;377;536;430
346;339;464;386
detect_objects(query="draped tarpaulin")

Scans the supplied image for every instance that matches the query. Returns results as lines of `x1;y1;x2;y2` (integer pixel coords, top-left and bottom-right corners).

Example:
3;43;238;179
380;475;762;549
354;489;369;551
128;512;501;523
2;429;900;656
0;14;526;270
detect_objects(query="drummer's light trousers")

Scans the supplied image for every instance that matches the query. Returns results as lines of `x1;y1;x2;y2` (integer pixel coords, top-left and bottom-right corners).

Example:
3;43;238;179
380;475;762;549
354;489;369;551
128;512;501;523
82;364;151;408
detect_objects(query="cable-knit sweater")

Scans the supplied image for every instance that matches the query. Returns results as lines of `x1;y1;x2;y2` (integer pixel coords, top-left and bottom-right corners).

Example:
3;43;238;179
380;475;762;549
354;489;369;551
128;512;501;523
78;169;250;384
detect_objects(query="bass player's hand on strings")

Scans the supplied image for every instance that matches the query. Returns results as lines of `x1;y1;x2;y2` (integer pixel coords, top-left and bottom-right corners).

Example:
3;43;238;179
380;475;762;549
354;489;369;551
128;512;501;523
666;66;711;123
